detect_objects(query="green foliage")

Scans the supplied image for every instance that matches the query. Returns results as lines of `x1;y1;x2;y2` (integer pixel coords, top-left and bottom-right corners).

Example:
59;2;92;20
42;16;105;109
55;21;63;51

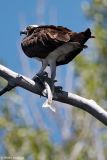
4;127;54;160
75;0;107;103
73;0;107;158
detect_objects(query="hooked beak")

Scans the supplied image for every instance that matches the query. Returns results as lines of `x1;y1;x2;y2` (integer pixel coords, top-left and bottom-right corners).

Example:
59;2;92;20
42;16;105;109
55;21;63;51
20;30;27;36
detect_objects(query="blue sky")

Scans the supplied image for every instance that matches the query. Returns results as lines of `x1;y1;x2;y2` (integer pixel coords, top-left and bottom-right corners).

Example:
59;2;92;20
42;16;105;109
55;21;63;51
0;0;90;72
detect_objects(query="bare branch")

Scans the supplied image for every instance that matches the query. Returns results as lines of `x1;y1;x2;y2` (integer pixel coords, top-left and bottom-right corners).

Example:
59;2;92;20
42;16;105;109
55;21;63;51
0;84;15;96
0;64;107;125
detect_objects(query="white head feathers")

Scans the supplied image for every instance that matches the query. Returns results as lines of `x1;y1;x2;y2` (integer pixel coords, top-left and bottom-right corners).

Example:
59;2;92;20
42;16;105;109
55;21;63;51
28;25;39;28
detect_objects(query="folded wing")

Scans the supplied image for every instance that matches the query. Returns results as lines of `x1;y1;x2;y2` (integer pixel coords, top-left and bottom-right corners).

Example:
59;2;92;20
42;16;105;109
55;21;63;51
21;25;93;66
21;25;75;58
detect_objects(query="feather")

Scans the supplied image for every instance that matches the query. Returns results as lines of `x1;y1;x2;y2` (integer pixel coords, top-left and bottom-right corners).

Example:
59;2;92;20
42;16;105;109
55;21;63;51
21;25;94;63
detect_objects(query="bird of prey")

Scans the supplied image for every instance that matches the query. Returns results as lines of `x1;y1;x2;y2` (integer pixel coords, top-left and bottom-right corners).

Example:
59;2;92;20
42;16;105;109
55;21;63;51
20;25;94;91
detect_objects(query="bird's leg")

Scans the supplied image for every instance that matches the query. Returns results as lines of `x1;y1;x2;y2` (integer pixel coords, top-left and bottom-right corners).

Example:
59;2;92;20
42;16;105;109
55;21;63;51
32;59;48;82
49;62;63;93
36;59;48;77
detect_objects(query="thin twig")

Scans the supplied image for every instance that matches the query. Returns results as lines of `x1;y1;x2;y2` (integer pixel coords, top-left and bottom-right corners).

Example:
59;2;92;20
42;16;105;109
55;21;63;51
0;84;15;96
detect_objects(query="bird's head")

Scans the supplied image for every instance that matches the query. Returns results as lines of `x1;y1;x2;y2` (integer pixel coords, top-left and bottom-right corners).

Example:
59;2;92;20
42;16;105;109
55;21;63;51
20;25;38;36
72;28;95;45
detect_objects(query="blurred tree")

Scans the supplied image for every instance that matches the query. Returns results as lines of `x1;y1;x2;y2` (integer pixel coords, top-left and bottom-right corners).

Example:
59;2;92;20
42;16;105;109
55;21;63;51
76;0;107;103
67;0;107;159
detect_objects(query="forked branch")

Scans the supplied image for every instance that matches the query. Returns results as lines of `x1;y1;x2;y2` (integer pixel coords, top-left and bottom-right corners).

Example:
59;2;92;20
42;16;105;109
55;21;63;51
0;64;107;125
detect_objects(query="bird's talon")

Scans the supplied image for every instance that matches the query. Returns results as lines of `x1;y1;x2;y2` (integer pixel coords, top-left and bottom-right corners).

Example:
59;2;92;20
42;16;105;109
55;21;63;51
32;75;38;81
54;80;57;83
55;86;63;92
32;75;45;88
43;71;48;77
37;71;48;78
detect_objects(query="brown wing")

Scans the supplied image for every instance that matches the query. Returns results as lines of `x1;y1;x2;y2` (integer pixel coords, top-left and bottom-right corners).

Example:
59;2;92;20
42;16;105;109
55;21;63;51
21;25;92;63
21;25;74;58
39;25;72;42
56;28;92;66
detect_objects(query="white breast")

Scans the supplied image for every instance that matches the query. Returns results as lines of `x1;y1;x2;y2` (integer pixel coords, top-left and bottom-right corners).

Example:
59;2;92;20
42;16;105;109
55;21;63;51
46;42;80;62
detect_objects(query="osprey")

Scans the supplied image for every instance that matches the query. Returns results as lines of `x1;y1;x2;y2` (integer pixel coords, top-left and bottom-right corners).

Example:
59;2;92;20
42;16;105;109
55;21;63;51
20;25;94;90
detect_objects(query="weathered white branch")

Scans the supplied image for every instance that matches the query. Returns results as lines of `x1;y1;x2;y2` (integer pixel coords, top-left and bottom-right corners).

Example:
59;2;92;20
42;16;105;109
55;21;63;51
0;64;107;125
